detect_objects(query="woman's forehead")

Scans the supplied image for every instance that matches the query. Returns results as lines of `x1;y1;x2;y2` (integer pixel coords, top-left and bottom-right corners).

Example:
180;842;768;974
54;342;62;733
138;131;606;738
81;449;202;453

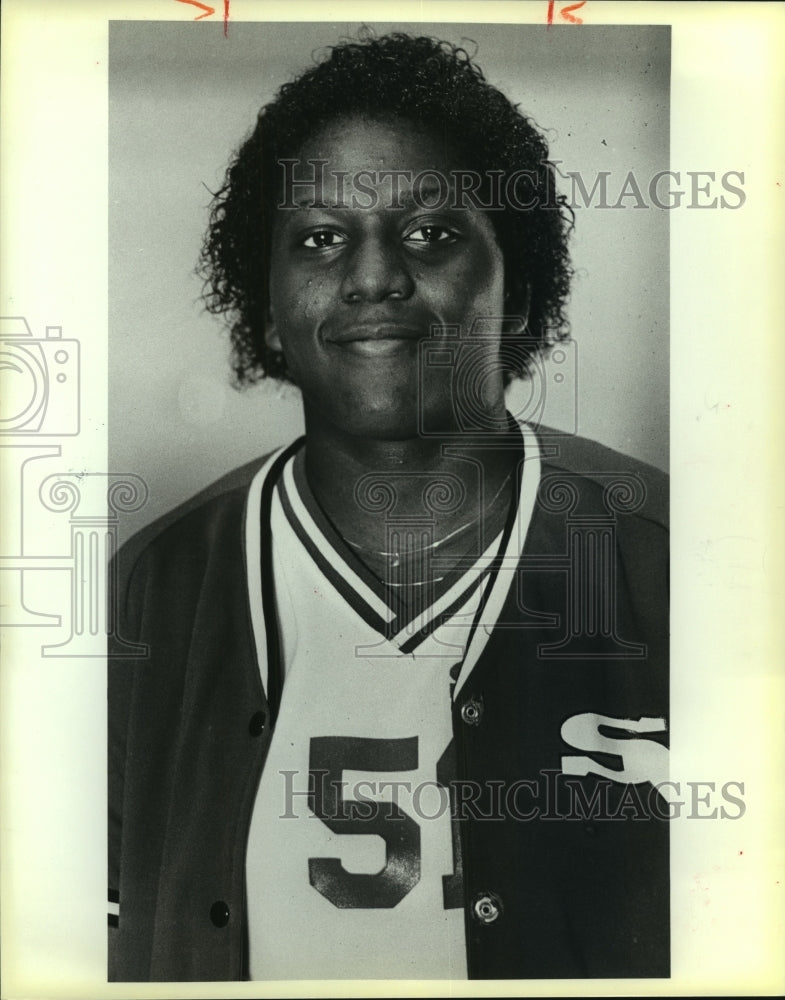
295;114;460;169
276;114;515;219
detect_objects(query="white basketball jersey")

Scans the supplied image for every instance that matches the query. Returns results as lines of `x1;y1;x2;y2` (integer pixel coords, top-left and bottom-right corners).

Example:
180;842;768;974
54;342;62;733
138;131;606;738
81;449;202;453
244;427;541;980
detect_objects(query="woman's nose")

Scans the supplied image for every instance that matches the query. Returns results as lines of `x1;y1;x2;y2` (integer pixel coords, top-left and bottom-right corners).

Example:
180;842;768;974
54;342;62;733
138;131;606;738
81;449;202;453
340;236;415;303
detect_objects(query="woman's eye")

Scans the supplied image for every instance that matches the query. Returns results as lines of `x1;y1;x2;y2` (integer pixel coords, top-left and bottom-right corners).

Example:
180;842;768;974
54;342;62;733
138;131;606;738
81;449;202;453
302;230;346;248
405;225;456;245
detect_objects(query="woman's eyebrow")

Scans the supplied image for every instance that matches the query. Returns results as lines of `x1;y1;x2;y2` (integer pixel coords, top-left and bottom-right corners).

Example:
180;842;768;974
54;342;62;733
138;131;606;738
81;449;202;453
275;195;344;213
396;181;455;209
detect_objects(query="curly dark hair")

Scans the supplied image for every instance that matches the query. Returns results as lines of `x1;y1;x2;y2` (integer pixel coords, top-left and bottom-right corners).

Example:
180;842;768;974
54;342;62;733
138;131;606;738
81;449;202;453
199;30;574;386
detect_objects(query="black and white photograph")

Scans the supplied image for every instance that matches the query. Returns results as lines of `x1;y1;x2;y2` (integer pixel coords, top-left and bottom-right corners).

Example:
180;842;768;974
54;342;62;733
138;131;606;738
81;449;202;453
1;2;783;998
109;19;670;982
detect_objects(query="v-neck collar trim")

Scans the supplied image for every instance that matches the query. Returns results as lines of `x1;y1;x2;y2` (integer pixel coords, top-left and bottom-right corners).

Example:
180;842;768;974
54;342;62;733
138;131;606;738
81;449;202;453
281;451;510;644
245;422;542;694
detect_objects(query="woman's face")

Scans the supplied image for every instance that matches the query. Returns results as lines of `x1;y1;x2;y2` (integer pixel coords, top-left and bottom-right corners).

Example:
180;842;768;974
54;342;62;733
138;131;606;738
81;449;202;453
267;115;509;442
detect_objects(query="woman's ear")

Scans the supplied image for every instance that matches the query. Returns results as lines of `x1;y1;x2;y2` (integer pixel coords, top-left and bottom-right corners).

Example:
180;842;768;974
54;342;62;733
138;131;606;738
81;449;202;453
265;319;282;352
504;282;532;333
514;282;532;328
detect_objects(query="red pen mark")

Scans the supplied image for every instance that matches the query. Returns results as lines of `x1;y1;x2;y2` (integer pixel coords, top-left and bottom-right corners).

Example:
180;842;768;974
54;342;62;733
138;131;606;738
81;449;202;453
561;1;587;23
174;0;229;33
175;0;216;21
548;0;587;24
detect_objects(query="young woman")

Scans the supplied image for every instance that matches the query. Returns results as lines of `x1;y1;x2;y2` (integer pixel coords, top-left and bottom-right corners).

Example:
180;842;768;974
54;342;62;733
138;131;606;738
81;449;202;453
109;32;668;981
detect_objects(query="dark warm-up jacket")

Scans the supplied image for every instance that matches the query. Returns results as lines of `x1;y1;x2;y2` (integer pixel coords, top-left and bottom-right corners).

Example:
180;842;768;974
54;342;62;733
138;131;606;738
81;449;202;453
108;430;669;981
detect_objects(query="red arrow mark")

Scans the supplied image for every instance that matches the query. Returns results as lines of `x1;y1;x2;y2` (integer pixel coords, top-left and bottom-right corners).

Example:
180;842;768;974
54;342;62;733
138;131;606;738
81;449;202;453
175;0;216;21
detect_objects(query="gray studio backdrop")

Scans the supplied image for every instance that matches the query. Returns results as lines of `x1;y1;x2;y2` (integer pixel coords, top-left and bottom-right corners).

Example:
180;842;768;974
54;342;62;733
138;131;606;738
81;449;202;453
109;21;669;545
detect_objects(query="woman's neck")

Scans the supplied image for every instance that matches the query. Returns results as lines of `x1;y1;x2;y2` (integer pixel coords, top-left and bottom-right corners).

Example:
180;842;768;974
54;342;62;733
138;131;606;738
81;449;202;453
301;409;522;570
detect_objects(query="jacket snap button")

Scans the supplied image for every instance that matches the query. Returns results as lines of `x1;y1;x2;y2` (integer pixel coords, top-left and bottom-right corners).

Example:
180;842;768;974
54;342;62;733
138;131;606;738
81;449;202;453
460;696;483;726
472;892;502;924
248;711;266;737
210;901;230;927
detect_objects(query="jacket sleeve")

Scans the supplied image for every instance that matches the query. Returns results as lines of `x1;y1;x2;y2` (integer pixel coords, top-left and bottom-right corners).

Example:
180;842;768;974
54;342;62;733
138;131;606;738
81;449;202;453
107;545;146;979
